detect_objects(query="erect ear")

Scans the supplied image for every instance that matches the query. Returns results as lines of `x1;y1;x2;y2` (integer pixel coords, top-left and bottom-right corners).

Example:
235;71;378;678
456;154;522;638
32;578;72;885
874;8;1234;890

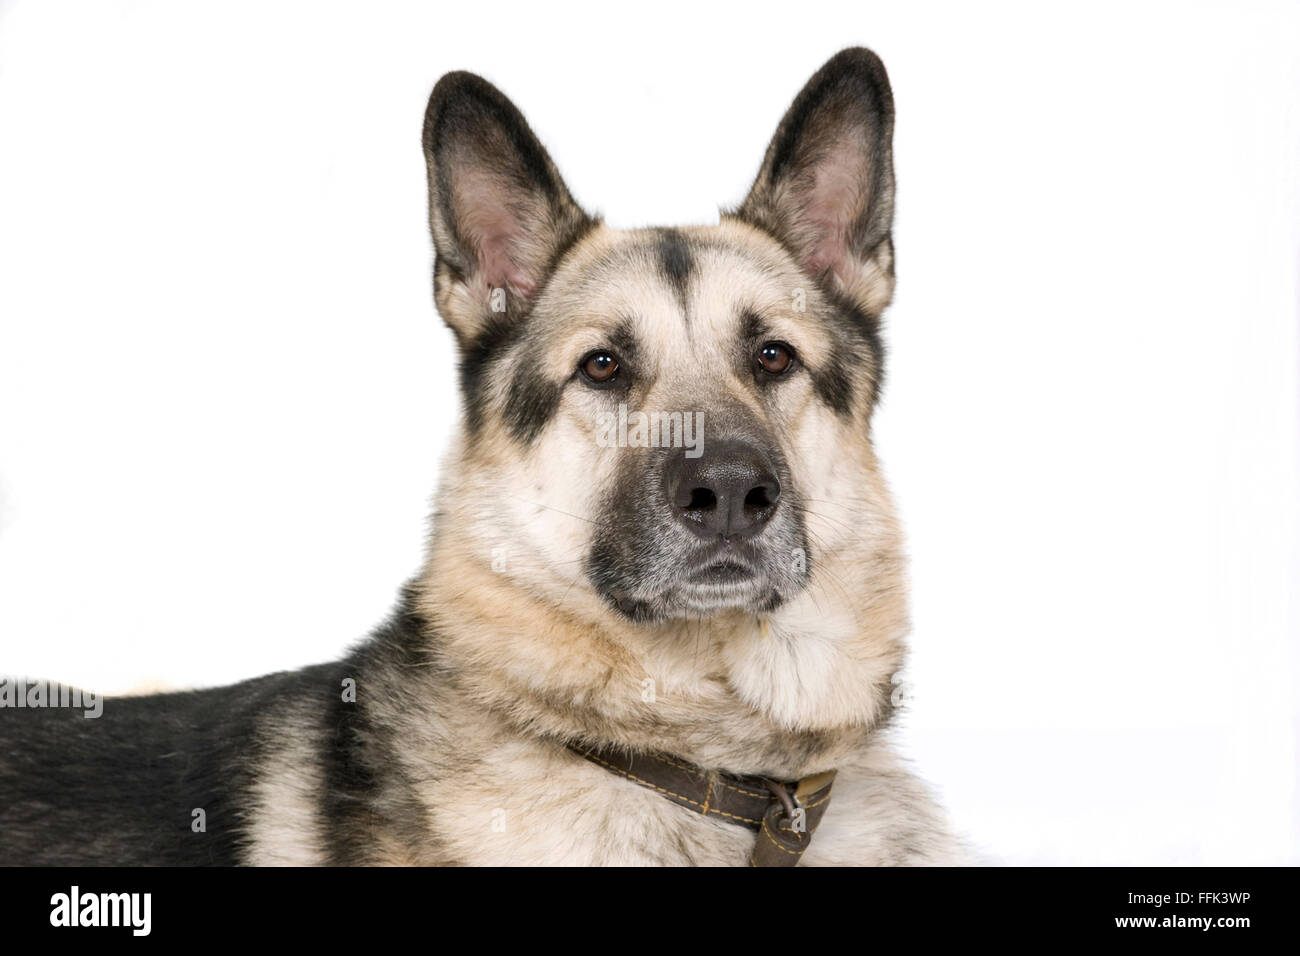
422;71;594;345
733;48;896;317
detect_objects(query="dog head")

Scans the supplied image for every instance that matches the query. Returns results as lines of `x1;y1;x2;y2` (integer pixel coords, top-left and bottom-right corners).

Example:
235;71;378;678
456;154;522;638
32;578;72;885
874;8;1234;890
422;49;897;628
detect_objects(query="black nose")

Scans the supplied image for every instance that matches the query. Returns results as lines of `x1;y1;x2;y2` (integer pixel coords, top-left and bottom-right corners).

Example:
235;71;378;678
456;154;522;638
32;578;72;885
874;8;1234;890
664;439;781;540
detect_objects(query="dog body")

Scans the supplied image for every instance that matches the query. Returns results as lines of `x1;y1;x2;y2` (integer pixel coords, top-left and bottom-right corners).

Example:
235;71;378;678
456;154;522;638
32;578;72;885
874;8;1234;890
0;49;965;865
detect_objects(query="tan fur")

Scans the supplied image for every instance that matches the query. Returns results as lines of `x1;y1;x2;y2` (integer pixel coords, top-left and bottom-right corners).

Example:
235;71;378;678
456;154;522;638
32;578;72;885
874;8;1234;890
247;51;966;866
342;219;966;864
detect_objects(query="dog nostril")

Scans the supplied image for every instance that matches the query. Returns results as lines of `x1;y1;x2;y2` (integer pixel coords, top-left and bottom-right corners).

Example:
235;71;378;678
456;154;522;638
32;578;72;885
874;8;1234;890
744;482;779;511
686;487;717;512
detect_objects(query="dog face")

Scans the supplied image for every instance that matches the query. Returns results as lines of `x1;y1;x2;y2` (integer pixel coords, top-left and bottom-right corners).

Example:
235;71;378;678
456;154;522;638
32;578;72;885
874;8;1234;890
422;49;897;627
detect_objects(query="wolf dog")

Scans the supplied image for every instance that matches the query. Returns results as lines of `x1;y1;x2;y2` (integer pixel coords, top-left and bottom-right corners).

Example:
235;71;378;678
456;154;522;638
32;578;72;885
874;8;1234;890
0;48;966;865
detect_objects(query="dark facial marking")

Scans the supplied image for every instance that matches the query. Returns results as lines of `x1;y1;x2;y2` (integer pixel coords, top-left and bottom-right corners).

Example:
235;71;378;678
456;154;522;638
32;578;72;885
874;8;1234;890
809;358;855;415
504;362;563;443
821;291;887;411
607;318;640;374
458;313;563;444
656;228;694;314
458;314;518;435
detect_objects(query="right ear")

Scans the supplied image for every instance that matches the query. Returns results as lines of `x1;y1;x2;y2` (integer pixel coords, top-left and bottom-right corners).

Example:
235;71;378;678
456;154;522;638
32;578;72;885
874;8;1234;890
422;72;594;345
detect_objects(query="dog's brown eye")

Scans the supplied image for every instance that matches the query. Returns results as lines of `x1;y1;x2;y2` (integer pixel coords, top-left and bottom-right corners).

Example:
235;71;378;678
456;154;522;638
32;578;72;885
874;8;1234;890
580;350;620;384
757;341;794;376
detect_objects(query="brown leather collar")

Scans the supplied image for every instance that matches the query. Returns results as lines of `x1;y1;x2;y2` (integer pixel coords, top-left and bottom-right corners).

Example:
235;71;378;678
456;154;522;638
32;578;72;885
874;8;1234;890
568;742;835;866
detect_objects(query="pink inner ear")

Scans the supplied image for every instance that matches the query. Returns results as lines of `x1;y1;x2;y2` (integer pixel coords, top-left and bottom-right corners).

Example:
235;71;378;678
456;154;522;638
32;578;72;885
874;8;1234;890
455;168;538;299
477;228;537;299
797;137;866;283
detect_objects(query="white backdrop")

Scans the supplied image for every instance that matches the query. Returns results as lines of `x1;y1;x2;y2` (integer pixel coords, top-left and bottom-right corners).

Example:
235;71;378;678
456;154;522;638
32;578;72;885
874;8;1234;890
1;0;1297;865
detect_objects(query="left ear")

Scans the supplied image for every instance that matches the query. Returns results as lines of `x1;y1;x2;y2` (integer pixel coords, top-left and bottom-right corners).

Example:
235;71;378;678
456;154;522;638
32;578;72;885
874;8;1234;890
733;47;896;317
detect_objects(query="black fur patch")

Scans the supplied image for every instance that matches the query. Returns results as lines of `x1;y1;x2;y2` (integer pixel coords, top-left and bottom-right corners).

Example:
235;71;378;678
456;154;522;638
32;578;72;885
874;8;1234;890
656;228;693;312
462;323;564;445
824;292;887;410
740;308;765;345
317;654;380;865
458;313;519;436
307;587;441;865
504;363;564;444
810;360;856;416
0;667;311;864
607;317;641;373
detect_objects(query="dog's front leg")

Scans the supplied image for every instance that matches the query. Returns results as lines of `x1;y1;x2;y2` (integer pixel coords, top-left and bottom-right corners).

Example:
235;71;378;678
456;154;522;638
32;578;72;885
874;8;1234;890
796;736;971;866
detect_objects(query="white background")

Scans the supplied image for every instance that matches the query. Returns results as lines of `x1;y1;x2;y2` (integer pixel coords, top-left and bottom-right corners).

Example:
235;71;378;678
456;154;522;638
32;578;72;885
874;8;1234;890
1;0;1297;865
